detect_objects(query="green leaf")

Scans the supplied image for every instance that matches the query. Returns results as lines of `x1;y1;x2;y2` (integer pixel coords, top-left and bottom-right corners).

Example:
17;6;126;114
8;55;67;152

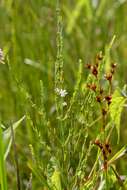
104;35;116;73
108;145;127;165
1;115;26;160
66;0;92;34
0;124;8;190
28;161;51;189
110;89;126;143
51;170;62;190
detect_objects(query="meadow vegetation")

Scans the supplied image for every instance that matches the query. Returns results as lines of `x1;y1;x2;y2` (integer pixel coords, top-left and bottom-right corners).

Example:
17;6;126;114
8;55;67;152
0;0;127;189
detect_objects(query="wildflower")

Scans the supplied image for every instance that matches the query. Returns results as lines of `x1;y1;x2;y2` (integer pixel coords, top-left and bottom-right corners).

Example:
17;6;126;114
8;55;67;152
55;88;68;97
55;88;60;94
62;102;67;107
0;48;4;63
59;89;68;97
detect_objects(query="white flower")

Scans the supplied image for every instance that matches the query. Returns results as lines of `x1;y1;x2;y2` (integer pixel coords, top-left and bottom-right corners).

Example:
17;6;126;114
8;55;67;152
62;102;67;107
59;89;68;97
0;48;4;60
91;0;98;8
55;88;68;97
55;88;60;94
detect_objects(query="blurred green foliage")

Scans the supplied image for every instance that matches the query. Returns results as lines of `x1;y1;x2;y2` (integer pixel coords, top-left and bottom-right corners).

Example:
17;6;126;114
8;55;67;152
0;0;127;189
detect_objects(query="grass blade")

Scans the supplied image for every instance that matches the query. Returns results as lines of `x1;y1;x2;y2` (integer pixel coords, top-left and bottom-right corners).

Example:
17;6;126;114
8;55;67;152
0;125;7;190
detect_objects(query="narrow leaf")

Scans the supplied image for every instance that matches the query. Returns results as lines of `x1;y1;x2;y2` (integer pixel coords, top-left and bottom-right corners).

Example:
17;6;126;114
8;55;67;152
110;89;126;143
108;145;127;165
51;170;62;190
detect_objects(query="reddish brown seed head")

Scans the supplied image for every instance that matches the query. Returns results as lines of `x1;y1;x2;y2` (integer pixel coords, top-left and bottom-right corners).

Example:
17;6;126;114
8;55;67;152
108;148;112;154
105;143;110;149
105;95;112;101
96;95;101;103
91;84;97;91
104;73;112;81
95;62;99;68
85;63;91;69
86;83;97;92
91;66;98;77
96;51;103;61
105;143;112;154
105;95;112;105
102;108;107;116
86;84;91;89
111;62;117;68
103;161;108;170
94;139;100;145
111;68;115;74
99;87;104;94
94;140;103;149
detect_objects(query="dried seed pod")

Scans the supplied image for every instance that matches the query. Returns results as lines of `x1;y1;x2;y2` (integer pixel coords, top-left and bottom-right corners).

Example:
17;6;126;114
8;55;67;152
94;139;100;145
111;68;115;74
105;143;110;149
96;95;101;103
91;65;98;77
111;62;117;68
95;62;99;68
99;87;104;94
104;73;112;82
108;148;112;154
94;140;103;149
86;84;91;89
102;108;107;116
96;51;103;61
86;83;97;92
105;95;112;105
103;160;108;170
85;63;91;69
105;143;112;154
91;84;97;91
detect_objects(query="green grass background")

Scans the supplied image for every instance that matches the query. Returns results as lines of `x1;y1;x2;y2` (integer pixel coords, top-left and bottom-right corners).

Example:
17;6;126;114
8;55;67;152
0;0;127;189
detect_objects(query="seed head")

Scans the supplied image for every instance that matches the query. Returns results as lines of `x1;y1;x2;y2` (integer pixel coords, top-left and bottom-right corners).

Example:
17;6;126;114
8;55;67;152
111;68;115;74
105;95;112;105
96;51;103;61
96;95;101;103
104;73;112;81
91;65;98;77
102;108;107;116
99;87;104;94
86;83;97;92
85;63;91;69
111;62;117;68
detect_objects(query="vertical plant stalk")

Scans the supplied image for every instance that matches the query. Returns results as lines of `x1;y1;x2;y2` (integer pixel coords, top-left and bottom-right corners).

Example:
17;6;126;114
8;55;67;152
55;1;65;143
55;2;64;113
26;173;32;190
0;124;8;190
11;124;21;190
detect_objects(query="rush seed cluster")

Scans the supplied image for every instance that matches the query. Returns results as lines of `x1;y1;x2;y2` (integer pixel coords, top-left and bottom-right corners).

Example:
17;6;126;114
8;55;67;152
85;51;117;170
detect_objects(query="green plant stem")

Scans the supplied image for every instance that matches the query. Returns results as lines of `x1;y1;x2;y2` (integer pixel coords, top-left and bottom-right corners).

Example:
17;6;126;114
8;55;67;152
0;125;8;190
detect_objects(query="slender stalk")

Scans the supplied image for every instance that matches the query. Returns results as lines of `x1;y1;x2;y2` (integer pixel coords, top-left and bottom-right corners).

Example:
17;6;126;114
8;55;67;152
0;125;8;190
11;124;21;190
